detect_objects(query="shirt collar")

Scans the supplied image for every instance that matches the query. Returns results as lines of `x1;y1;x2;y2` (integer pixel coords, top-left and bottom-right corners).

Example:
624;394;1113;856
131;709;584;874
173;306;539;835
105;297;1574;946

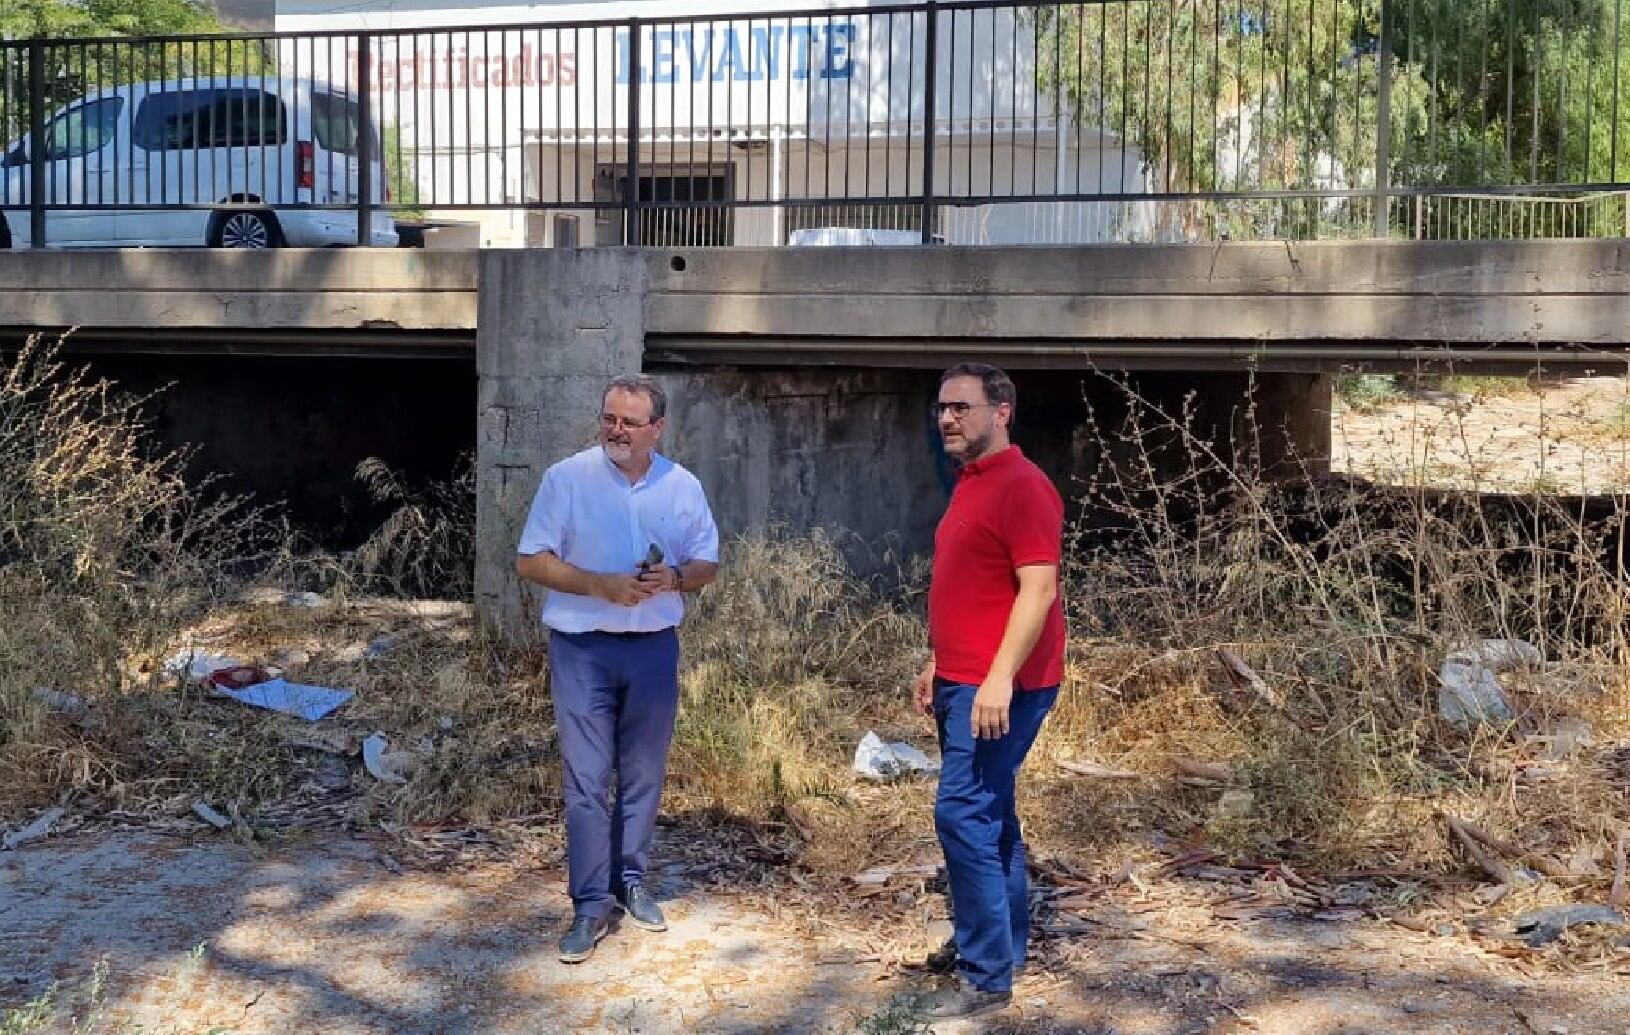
957;444;1023;479
601;447;669;488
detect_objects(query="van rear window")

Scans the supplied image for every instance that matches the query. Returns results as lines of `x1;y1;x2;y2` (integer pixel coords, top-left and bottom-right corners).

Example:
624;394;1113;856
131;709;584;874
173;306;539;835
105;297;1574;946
310;92;379;157
133;88;288;150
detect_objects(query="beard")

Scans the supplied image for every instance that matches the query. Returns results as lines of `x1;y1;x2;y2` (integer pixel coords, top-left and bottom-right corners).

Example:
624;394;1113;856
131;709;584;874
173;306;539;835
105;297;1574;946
603;439;634;465
942;427;992;461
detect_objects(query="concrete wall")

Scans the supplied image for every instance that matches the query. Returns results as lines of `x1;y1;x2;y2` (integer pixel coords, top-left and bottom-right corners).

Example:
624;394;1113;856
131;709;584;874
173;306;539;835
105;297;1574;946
476;249;648;635
657;368;946;546
474;243;952;633
0;250;477;336
15;243;1630;369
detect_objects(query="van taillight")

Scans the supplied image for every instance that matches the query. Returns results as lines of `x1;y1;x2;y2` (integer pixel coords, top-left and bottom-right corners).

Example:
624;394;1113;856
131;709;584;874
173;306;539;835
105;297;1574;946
296;141;314;189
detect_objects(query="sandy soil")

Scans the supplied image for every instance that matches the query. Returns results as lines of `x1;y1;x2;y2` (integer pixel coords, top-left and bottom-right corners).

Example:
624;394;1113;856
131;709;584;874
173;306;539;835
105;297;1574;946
3;828;1626;1035
1333;376;1630;494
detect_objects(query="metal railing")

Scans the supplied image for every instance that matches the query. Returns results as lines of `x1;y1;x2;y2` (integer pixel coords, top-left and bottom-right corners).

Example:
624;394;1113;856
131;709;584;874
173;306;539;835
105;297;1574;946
4;0;1630;248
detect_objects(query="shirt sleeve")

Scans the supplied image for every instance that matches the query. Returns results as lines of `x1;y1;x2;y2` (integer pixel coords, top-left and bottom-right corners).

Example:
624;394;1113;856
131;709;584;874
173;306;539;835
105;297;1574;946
1000;474;1063;569
517;466;567;557
681;475;721;565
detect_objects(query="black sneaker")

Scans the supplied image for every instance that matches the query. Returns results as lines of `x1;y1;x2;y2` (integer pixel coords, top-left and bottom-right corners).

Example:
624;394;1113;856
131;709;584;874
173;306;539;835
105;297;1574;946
557;915;609;963
618;884;668;932
919;981;1012;1020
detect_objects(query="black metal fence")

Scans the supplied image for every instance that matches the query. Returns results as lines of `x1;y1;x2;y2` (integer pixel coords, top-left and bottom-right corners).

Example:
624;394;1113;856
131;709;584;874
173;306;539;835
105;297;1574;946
4;0;1630;248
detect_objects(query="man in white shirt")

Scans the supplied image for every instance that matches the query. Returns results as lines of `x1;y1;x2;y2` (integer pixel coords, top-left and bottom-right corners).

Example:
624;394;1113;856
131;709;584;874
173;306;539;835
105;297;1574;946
516;375;720;963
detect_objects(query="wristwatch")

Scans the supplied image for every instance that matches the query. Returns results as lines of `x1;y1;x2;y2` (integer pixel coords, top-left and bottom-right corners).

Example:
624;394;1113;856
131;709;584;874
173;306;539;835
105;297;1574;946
672;566;685;593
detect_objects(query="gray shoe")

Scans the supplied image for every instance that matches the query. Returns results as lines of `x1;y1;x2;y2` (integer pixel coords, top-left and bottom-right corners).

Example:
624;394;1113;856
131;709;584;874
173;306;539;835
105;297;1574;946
919;981;1012;1020
618;884;667;932
557;915;609;963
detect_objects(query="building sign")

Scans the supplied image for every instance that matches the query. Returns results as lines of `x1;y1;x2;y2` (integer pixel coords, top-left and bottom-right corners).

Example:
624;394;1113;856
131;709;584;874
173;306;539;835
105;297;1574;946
615;24;856;84
356;43;577;92
293;9;1040;142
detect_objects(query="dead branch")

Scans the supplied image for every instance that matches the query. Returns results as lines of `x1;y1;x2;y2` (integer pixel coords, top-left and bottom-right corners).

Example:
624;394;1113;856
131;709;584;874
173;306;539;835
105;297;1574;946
1174;758;1235;785
1611;832;1628;909
1445;814;1512;884
1057;759;1142;780
1452;816;1574;879
1217;648;1284;709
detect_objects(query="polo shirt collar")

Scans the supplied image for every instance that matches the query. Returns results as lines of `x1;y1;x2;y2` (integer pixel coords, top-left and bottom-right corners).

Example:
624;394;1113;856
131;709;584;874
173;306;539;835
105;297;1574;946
957;444;1024;479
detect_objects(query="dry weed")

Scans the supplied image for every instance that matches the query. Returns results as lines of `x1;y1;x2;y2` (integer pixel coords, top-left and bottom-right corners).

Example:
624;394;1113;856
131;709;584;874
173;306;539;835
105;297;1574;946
1024;369;1630;884
0;336;274;811
8;342;1630;903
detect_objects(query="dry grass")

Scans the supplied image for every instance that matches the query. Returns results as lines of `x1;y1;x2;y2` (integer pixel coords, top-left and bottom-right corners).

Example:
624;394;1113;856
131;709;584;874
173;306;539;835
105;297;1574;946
6;340;1630;904
0;336;276;810
1023;371;1630;884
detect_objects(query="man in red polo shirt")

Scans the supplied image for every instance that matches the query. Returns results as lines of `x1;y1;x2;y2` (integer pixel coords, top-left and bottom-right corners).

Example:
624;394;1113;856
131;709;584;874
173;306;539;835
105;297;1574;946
912;362;1065;1020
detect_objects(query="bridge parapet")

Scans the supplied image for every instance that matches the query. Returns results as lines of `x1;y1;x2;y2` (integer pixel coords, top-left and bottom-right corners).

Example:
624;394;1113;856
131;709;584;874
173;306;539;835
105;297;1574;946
5;242;1630;369
0;249;477;347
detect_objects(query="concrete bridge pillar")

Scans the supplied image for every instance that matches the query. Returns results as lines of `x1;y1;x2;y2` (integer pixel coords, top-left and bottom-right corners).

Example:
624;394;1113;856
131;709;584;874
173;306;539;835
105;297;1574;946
475;252;949;637
475;249;647;637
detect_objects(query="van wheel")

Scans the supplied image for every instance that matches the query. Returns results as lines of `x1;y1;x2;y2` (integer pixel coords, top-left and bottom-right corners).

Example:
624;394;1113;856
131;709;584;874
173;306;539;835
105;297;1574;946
209;210;281;249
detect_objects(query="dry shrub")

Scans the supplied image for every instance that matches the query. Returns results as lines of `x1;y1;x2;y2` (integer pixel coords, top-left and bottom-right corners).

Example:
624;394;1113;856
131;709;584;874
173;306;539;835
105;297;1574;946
0;337;273;811
1027;370;1630;876
669;529;925;819
343;453;476;599
0;517;929;869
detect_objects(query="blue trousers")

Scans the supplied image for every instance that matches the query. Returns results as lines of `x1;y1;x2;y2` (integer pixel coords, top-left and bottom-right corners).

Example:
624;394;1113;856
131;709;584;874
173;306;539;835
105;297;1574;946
933;679;1058;993
549;628;681;921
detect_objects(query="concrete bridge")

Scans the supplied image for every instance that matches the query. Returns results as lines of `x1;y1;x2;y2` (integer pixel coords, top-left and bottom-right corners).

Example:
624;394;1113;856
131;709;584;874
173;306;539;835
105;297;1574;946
6;239;1630;630
7;241;1630;370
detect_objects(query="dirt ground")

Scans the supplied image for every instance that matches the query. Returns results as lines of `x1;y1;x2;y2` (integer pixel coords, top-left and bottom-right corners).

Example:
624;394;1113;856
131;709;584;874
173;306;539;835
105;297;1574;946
1333;376;1630;494
3;826;1627;1035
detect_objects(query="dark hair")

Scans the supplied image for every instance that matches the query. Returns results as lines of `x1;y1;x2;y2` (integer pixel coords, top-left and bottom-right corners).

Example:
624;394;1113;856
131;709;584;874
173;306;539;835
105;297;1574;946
939;362;1016;412
602;375;667;421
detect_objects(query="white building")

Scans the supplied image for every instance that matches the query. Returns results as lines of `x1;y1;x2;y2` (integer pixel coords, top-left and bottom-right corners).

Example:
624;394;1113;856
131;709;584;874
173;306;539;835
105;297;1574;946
274;0;1150;247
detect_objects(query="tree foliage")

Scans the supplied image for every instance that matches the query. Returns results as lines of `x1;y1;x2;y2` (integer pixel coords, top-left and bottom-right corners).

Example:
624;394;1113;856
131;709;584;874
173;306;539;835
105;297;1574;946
2;0;243;146
1031;0;1630;237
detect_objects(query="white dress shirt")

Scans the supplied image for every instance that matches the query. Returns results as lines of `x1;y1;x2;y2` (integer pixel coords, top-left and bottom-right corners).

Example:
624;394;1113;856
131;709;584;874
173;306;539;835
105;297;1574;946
517;446;720;634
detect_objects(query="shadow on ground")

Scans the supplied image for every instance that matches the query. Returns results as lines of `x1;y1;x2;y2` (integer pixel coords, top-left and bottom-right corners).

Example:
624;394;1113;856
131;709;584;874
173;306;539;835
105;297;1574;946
1;830;1624;1035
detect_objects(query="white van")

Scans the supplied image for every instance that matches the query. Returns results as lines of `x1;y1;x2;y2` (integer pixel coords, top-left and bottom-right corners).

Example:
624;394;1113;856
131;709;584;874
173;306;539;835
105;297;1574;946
0;76;397;249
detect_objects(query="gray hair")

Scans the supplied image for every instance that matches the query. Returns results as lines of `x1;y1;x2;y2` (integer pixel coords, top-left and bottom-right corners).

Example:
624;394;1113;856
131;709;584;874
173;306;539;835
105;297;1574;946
602;375;667;421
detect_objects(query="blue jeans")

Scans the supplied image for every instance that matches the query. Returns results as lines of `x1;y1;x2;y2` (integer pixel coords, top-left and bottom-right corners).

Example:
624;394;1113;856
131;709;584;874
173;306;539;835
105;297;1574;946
549;628;681;921
933;679;1058;993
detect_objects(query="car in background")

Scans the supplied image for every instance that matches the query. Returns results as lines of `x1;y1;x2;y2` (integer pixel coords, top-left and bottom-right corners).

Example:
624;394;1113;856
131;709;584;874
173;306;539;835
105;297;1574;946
0;76;397;249
787;227;945;246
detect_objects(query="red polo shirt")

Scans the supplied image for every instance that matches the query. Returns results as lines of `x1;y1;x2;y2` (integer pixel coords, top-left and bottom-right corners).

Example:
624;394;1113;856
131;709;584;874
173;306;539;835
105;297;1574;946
928;445;1066;690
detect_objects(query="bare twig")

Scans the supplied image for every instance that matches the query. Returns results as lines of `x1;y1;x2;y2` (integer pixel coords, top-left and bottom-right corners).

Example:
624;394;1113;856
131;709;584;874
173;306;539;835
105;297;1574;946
1445;814;1512;884
1217;647;1283;709
1610;831;1628;909
1453;816;1573;879
1057;759;1142;780
1174;759;1235;785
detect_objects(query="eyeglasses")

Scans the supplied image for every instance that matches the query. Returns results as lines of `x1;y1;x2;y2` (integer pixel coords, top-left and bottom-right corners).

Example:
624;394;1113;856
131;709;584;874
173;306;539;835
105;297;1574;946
599;413;654;432
932;401;996;420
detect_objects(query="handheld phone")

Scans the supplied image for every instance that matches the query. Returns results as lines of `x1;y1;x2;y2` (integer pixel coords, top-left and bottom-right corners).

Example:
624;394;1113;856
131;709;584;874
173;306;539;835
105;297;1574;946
638;544;664;573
